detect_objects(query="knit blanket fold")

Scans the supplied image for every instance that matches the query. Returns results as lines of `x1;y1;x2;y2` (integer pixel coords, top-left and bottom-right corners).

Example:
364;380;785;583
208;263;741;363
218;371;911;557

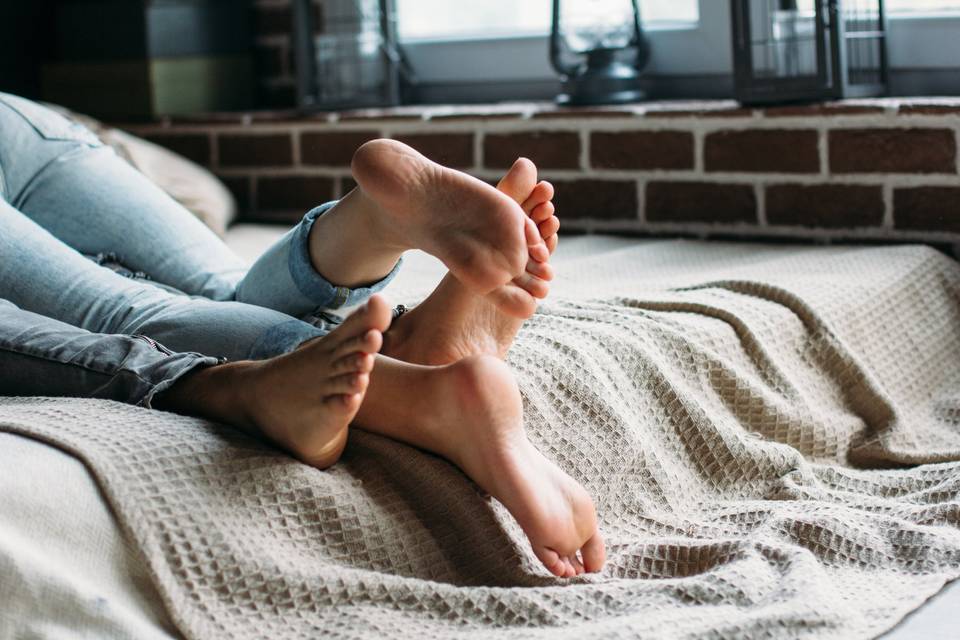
2;240;959;639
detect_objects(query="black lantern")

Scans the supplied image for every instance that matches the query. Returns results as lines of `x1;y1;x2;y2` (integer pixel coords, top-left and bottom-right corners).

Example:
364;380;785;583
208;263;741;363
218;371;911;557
731;0;889;105
550;0;650;106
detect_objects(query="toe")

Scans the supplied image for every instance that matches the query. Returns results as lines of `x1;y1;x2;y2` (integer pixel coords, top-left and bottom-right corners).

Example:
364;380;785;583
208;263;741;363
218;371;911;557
581;531;606;573
485;284;538;319
525;257;554;282
531;201;555;224
337;392;363;410
330;352;374;375
521;181;554;214
525;219;551;264
329;295;393;346
572;555;585;575
497;158;538;204
538;216;560;239
534;547;567;578
546;235;559;255
513;273;550;299
333;329;383;359
327;371;369;395
363;294;394;332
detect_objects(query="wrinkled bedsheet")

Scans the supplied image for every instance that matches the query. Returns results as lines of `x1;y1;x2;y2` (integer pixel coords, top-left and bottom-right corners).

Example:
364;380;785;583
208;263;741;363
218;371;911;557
2;239;960;639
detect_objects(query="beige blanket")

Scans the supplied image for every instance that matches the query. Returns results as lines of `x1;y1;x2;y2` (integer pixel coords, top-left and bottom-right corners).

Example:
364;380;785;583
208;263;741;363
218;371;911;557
2;240;960;639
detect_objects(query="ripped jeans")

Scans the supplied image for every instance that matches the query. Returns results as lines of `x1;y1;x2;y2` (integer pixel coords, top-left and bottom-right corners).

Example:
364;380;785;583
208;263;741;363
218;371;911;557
0;92;398;407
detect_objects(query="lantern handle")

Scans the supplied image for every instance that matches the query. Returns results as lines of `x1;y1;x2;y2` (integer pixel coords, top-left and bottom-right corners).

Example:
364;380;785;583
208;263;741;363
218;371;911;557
549;0;579;77
630;0;650;69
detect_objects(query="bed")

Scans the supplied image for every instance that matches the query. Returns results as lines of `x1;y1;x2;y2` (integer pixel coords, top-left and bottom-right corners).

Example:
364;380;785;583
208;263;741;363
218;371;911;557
2;227;959;639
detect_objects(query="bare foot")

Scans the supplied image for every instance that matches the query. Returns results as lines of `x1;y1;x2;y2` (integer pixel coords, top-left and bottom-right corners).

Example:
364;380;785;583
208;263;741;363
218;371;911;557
351;139;547;294
384;158;560;365
162;295;393;469
245;295;393;467
430;356;605;577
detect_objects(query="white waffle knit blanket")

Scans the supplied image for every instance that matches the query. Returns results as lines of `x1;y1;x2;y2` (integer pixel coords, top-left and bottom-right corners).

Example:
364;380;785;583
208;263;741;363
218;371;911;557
2;240;960;639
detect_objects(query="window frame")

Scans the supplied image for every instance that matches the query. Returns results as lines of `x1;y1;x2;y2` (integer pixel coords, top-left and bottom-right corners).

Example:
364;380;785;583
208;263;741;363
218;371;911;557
397;1;960;102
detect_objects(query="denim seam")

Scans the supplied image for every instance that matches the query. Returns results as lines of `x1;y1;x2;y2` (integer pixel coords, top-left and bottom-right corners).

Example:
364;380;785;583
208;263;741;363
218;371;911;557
0;341;156;384
0;96;102;147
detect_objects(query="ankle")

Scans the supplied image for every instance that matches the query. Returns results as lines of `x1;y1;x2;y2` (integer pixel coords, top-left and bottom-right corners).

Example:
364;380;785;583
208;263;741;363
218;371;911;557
155;360;261;433
306;188;408;286
351;187;410;253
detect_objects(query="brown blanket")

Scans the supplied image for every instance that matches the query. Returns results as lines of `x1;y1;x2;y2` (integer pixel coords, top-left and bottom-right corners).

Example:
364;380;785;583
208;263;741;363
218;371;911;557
2;240;960;639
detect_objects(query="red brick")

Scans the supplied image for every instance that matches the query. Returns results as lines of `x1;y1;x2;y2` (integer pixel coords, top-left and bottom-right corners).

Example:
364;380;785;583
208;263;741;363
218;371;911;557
763;103;885;117
393;133;474;168
642;105;753;119
898;104;960;116
166;112;248;125
829;128;956;174
532;108;636;119
591;131;694;170
337;110;426;122
218;134;293;167
705;130;819;173
766;184;883;228
220;176;252;216
144;133;211;166
301;130;380;167
484;131;581;170
894;187;960;233
552;179;637;219
646;182;757;224
256;175;334;213
428;112;524;122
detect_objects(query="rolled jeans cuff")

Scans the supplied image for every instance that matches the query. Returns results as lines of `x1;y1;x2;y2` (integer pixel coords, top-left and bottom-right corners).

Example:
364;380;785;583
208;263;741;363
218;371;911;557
137;345;223;409
236;200;402;321
289;201;402;311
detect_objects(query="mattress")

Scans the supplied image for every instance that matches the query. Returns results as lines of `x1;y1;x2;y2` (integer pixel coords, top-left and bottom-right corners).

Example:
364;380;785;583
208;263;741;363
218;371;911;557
1;231;959;639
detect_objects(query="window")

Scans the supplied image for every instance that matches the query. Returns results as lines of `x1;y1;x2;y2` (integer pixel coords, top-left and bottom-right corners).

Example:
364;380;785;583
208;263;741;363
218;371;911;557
397;0;700;41
887;0;960;12
394;0;959;102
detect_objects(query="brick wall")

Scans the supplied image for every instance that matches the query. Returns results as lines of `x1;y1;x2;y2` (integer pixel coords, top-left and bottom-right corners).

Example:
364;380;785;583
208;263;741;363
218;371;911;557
124;99;960;245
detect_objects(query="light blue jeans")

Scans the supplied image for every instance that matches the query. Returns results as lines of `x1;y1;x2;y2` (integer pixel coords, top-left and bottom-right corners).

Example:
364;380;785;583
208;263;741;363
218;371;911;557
0;92;398;407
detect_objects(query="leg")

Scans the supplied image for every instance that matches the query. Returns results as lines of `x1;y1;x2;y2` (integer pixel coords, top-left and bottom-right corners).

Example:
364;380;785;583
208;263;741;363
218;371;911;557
0;93;394;322
0;296;393;470
0;92;248;301
0;196;321;361
0;298;219;408
353;353;606;577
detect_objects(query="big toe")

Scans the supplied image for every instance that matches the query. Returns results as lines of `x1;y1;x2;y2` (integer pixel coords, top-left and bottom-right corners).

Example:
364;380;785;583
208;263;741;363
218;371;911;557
497;157;538;204
581;531;606;573
340;294;393;336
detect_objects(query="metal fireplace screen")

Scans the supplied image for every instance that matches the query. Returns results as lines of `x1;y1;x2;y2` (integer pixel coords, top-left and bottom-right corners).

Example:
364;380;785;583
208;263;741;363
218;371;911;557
293;0;406;110
732;0;888;104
